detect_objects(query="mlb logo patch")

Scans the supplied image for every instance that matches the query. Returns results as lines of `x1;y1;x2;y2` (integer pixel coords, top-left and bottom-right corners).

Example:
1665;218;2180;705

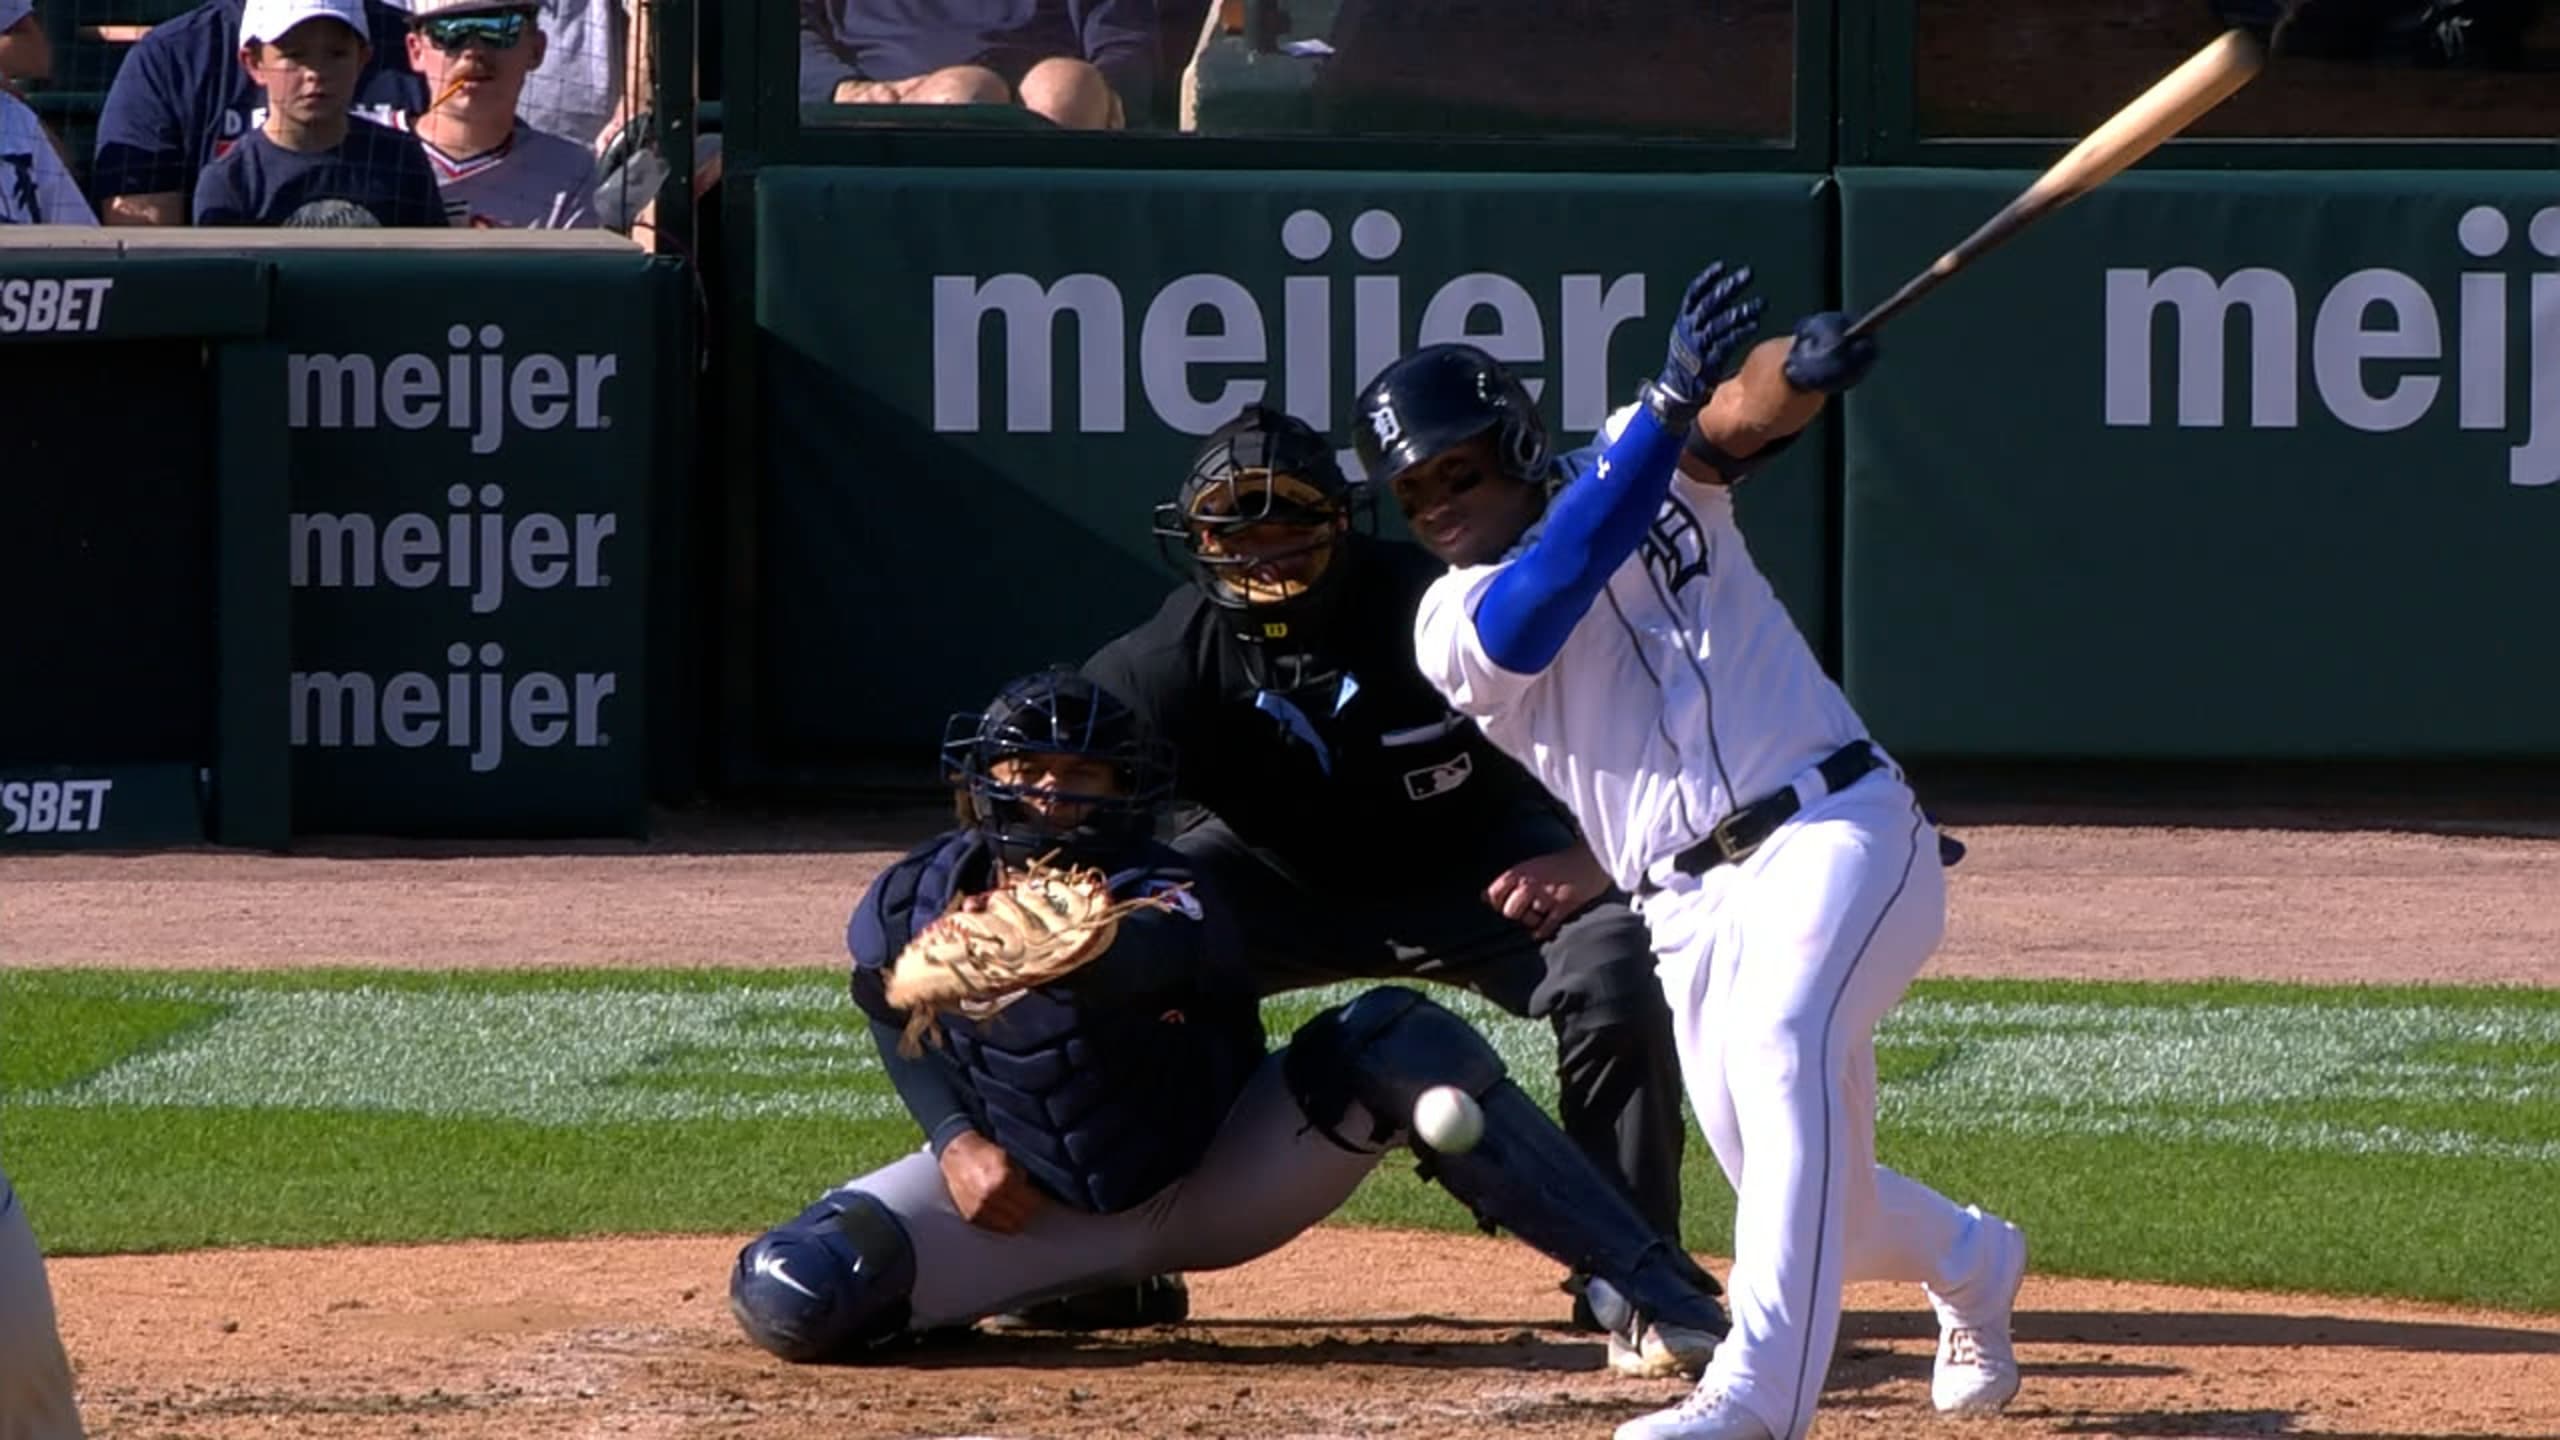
1402;753;1472;801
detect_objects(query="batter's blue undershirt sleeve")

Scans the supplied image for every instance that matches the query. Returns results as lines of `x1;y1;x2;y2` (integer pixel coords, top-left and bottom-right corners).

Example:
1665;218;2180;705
870;1017;977;1156
1472;404;1685;674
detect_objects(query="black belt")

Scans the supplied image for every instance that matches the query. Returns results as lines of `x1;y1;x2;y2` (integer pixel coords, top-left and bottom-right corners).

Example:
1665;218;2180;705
1638;741;1885;897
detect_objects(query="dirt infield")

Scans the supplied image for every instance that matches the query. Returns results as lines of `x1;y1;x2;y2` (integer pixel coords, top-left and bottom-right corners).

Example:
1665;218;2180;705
11;814;2560;1438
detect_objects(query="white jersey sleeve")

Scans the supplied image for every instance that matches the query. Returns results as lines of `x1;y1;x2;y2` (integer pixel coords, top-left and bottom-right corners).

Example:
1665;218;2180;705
0;96;98;227
1414;560;1550;722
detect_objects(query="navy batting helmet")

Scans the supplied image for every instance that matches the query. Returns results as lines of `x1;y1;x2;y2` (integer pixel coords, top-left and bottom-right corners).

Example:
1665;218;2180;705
942;668;1173;861
1352;344;1553;493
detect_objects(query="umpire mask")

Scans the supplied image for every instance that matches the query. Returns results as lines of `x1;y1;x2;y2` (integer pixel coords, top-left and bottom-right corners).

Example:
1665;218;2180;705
1154;406;1372;690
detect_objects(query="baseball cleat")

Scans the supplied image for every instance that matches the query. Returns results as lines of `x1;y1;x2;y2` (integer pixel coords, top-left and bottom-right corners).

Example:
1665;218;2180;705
1927;1208;2027;1414
982;1273;1189;1332
1613;1381;1775;1440
1608;1315;1720;1380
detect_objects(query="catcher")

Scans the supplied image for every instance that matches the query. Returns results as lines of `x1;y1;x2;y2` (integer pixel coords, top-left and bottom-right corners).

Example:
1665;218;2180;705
727;667;1729;1367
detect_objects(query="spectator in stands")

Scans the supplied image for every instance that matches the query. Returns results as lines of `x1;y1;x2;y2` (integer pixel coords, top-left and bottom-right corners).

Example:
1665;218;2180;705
193;0;447;225
91;0;422;224
517;0;640;149
0;0;51;85
799;0;1155;129
1;0;94;223
402;0;597;226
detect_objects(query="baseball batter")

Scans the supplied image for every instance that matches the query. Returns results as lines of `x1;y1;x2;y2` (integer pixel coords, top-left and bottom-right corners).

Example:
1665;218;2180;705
1361;265;2029;1440
1;1163;85;1440
727;668;1728;1366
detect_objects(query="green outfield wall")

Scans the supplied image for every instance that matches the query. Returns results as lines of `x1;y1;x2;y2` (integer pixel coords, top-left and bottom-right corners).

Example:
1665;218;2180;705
748;166;1837;756
1837;170;2560;757
0;236;688;844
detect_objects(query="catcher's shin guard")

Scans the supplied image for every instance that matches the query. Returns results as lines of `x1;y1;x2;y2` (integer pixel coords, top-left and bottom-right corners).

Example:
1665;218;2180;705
1426;1083;1727;1335
1282;986;1725;1336
730;1189;918;1362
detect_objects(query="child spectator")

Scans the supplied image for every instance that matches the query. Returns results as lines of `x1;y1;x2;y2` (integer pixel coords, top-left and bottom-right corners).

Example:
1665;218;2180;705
194;0;447;225
402;0;596;227
92;0;425;225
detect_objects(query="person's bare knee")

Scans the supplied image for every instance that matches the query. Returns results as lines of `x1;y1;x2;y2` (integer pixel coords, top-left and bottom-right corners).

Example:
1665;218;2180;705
1015;56;1119;128
906;64;1009;105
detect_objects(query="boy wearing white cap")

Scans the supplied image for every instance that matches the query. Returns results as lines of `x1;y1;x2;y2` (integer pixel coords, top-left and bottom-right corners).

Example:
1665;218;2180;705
193;0;445;225
401;0;594;227
0;0;94;225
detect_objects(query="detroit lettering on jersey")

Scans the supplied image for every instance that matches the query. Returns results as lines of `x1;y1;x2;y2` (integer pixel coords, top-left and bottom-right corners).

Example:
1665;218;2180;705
89;0;425;201
1415;404;1871;895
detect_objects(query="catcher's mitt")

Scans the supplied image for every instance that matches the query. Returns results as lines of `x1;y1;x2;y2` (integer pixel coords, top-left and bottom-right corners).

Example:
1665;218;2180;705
886;855;1185;1055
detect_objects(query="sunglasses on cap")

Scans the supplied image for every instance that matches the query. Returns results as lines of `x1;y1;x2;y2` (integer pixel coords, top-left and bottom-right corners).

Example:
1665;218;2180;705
417;11;529;51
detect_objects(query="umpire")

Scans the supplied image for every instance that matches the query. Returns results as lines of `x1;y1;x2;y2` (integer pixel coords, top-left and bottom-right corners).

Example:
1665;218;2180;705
1080;404;1704;1370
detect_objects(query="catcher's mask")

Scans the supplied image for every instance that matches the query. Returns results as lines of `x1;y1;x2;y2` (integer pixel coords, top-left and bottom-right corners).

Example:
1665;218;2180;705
943;668;1173;863
1352;343;1553;498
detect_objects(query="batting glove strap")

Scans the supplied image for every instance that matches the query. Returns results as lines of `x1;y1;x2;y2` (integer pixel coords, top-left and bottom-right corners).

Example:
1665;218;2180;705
1681;425;1801;486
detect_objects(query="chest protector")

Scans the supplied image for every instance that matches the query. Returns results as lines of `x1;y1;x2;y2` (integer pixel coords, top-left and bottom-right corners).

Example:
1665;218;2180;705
859;834;1262;1215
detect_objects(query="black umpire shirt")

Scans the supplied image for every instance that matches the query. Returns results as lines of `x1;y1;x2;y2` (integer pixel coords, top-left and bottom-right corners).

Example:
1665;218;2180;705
1084;534;1572;888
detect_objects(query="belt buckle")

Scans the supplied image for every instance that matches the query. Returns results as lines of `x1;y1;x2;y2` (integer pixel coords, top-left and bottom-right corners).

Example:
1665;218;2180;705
1707;808;1765;867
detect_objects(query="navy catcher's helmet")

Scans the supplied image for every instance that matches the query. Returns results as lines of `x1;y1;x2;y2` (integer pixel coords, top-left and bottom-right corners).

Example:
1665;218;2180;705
942;668;1173;861
1153;404;1371;614
1352;344;1552;493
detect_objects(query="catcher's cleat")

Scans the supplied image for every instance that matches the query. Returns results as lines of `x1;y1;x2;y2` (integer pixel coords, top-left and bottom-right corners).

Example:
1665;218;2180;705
983;1273;1190;1333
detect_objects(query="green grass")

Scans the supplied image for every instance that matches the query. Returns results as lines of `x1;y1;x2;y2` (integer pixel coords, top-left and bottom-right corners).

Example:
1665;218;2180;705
5;970;2558;1313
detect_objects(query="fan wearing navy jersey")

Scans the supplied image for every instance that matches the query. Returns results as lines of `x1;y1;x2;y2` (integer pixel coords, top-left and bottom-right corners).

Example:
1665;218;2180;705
91;0;423;225
400;0;596;228
192;0;445;226
1078;407;1715;1379
727;668;1730;1368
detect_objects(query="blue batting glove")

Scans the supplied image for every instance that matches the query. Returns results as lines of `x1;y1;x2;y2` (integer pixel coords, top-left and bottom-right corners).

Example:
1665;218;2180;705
1779;311;1879;394
1642;262;1764;427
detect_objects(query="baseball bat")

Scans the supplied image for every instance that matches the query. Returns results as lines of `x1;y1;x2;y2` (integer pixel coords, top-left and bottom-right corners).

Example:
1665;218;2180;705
1844;27;2268;340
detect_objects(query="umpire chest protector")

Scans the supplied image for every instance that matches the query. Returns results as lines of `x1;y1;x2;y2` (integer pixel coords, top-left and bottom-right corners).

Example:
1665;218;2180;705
1091;537;1552;877
851;833;1263;1214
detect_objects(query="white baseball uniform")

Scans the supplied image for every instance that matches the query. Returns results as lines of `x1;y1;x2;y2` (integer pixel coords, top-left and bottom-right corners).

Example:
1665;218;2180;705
1414;405;2020;1440
0;1164;84;1440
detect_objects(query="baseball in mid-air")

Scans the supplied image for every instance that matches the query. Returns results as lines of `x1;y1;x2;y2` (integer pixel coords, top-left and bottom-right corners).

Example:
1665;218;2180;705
1411;1084;1484;1154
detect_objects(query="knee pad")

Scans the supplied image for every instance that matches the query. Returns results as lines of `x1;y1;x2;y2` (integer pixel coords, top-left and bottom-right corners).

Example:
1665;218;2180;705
729;1190;917;1363
1283;985;1506;1150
